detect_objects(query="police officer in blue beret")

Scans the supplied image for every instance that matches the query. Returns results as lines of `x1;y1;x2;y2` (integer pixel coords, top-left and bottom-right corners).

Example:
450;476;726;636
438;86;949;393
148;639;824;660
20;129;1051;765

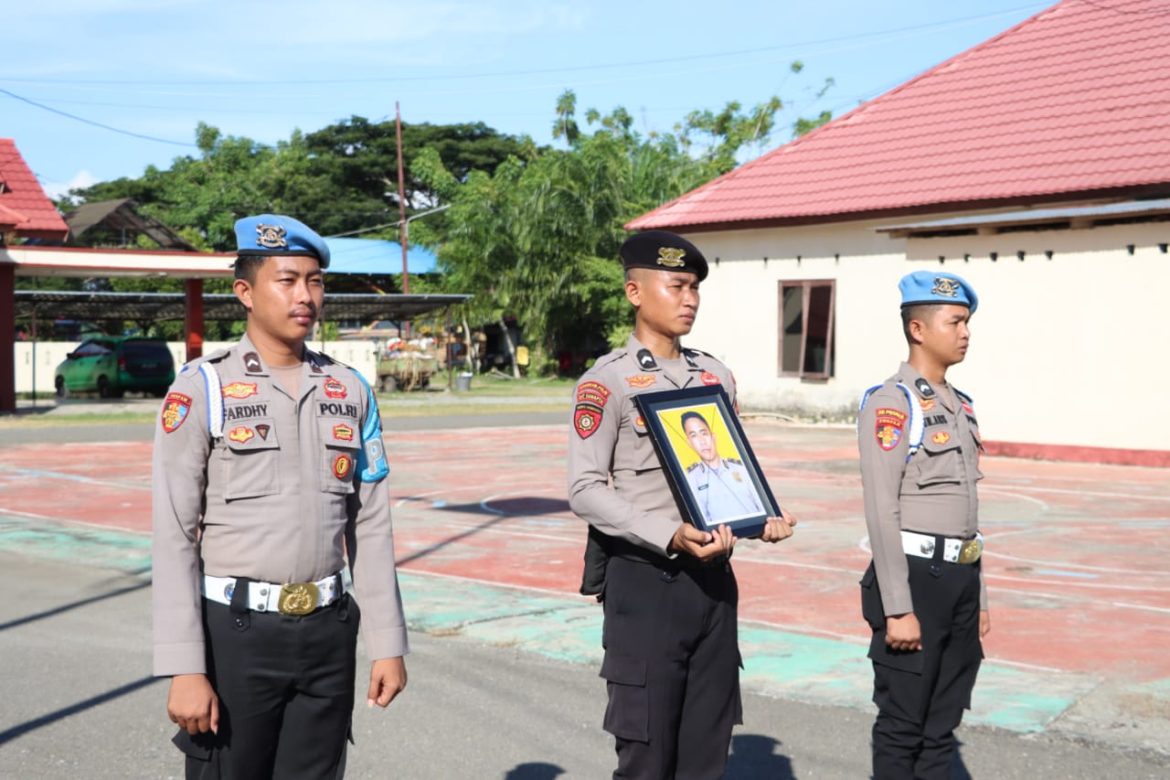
857;270;989;779
152;214;409;778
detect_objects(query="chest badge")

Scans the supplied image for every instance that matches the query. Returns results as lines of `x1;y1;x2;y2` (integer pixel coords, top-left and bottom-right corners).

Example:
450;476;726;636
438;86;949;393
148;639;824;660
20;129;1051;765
700;371;721;386
323;377;347;399
931;431;951;445
333;423;354;442
914;378;935;398
333;453;353;480
243;352;263;373
636;349;658;370
222;382;258;400
228;426;255;444
625;374;656;389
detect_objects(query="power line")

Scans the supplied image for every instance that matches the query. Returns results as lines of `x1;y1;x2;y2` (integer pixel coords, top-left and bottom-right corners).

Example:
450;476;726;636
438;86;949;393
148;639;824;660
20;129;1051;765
0;4;1048;88
0;88;197;147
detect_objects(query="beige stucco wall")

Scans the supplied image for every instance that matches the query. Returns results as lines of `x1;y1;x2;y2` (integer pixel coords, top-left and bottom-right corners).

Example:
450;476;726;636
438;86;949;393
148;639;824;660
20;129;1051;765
14;340;379;395
683;218;1170;452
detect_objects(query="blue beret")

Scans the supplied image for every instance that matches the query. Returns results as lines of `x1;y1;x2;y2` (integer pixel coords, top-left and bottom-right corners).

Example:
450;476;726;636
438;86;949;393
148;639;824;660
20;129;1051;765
620;230;708;282
234;214;330;269
899;270;978;314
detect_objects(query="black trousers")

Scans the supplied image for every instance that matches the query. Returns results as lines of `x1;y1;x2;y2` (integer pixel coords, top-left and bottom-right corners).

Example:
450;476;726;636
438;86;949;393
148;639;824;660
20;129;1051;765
600;555;742;780
173;595;360;780
860;555;983;780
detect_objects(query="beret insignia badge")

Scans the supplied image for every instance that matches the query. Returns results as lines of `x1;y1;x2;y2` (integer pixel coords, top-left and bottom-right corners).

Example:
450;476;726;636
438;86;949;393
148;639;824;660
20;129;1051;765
931;277;959;297
255;223;288;249
656;246;686;268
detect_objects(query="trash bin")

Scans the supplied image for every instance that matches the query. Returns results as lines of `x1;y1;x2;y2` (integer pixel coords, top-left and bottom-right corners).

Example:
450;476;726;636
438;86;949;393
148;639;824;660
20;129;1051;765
455;371;473;392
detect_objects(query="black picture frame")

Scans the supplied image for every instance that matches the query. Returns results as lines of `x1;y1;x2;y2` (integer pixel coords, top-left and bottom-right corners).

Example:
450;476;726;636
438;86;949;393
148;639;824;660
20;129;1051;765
634;385;779;538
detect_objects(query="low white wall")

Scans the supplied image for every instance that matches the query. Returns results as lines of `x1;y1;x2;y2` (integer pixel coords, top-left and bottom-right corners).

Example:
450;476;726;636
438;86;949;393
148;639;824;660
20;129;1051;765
13;340;379;394
685;218;1170;453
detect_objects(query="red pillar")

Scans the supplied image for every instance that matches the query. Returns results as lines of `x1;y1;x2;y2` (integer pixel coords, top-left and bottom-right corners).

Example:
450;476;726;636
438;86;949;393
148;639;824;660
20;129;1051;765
184;278;204;362
0;263;14;412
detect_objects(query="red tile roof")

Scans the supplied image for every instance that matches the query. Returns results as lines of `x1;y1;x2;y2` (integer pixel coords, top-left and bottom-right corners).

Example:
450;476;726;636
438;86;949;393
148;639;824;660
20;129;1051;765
0;138;69;240
630;0;1170;231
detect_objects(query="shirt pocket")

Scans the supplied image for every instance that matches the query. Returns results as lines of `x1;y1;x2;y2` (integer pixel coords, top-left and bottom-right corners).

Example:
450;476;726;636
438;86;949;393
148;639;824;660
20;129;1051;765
915;430;963;488
319;417;360;495
221;419;280;500
613;406;658;472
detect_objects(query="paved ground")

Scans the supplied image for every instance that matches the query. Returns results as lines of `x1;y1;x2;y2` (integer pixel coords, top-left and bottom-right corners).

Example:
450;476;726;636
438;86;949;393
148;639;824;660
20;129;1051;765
0;413;1168;776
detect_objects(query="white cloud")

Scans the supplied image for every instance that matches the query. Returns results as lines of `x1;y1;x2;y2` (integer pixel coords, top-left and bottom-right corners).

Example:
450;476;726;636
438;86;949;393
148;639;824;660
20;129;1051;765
42;170;100;200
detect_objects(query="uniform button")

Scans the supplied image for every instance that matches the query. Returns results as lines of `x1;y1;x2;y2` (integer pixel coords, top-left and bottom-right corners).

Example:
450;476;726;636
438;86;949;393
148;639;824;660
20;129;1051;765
259;588;268;596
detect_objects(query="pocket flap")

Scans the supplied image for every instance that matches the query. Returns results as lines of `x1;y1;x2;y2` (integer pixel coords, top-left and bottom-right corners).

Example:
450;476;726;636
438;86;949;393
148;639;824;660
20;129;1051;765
600;651;646;686
320;417;360;449
224;419;279;451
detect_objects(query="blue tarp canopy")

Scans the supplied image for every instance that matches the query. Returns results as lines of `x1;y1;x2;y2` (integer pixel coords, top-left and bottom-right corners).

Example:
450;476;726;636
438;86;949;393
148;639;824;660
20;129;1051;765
324;237;438;275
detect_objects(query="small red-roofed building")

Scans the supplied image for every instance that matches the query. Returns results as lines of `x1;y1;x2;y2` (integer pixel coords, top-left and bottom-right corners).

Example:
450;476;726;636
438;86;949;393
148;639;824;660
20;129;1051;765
628;0;1170;465
1;139;71;412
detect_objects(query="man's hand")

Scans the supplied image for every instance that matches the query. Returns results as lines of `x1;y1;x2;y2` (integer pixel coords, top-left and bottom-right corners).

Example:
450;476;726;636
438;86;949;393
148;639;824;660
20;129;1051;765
367;656;407;709
885;613;922;652
759;509;798;543
979;609;991;639
167;674;219;735
668;523;735;561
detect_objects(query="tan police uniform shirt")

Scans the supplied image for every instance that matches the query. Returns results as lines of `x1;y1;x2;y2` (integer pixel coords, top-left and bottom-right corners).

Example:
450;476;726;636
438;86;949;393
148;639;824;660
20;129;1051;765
858;361;987;617
151;333;408;676
567;335;736;556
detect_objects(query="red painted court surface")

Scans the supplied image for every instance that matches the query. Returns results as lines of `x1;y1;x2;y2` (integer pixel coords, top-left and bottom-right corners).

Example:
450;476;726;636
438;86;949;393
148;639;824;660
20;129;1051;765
1;423;1168;685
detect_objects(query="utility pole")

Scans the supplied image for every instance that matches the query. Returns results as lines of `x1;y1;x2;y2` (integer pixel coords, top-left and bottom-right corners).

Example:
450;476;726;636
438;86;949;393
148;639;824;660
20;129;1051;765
395;101;409;295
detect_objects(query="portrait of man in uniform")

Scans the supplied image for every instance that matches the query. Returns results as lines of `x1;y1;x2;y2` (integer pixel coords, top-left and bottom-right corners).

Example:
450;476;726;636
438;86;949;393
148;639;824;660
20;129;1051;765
673;408;764;524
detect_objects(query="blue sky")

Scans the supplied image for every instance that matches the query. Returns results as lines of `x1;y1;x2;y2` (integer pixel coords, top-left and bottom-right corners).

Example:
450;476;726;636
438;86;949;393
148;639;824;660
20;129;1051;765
2;0;1050;199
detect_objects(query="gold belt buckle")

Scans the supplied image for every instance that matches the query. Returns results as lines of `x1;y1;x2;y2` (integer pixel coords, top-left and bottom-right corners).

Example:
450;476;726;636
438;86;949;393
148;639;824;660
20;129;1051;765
278;582;320;616
958;538;983;564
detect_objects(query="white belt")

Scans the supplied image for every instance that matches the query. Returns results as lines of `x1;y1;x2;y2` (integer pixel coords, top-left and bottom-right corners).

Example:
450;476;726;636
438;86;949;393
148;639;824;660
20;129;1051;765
901;531;984;564
202;571;346;615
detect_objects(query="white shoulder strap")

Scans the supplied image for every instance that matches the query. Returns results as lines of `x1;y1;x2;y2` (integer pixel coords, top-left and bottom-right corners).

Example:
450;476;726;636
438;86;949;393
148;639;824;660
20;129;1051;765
859;382;925;460
198;362;224;439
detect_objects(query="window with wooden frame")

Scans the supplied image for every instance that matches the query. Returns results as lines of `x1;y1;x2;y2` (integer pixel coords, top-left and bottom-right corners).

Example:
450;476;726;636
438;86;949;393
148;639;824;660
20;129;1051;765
778;280;835;379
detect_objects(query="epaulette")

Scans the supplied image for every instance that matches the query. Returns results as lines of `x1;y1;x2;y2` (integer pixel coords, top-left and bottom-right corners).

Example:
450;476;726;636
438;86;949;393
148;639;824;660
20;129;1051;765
682;347;714;359
588;350;626;373
725;457;743;466
687;461;702;473
178;347;230;375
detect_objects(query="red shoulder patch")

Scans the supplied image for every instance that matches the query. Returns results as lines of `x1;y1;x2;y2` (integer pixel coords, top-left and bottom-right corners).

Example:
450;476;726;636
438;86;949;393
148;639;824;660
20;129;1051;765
873;407;907;452
574;404;603;439
576;381;611;407
160;392;192;433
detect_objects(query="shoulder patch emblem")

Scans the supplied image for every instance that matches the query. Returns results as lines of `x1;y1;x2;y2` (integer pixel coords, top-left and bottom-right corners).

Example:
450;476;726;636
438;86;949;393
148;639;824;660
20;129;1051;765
625;374;656;389
221;382;258;400
574;404;603;439
874;407;908;452
700;371;721;386
323;377;348;399
576;381;611;408
160;392;192;434
228;426;255;444
931;431;951;445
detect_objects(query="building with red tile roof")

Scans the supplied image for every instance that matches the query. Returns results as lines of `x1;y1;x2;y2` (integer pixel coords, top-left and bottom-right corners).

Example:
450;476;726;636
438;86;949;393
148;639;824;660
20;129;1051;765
0;139;69;241
631;0;1170;233
628;0;1170;464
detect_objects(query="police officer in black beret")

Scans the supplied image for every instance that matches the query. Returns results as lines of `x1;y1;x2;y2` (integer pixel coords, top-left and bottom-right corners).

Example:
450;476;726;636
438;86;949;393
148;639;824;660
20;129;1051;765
569;230;796;778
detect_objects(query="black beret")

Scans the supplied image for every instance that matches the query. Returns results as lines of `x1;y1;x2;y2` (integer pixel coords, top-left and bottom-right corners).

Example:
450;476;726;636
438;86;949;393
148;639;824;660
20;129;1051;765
619;230;708;282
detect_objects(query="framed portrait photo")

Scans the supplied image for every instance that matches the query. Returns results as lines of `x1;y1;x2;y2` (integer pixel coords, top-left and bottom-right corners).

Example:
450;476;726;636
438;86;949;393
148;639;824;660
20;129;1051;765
634;385;780;538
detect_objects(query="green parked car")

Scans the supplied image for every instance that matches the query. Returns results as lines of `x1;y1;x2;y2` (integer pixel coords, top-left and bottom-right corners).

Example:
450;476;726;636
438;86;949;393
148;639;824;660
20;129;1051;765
54;337;176;399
